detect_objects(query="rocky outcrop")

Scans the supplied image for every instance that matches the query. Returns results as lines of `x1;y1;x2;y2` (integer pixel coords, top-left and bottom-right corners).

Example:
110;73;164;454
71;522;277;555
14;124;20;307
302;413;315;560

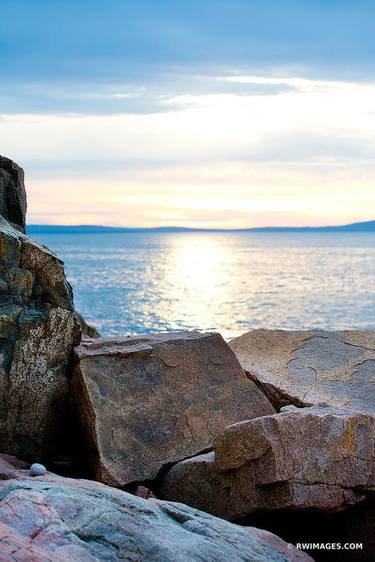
0;156;27;233
0;157;80;462
0;454;311;562
158;405;374;520
72;332;275;486
0;157;372;560
230;329;375;414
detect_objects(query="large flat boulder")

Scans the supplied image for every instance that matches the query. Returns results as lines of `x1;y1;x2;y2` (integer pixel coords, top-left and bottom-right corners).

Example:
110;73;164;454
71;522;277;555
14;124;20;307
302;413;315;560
0;454;311;562
72;332;275;486
158;405;374;520
230;329;375;414
0;158;80;461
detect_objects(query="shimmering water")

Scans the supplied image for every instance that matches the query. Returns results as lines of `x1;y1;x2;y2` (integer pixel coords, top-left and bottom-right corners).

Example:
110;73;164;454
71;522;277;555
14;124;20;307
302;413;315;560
32;232;375;338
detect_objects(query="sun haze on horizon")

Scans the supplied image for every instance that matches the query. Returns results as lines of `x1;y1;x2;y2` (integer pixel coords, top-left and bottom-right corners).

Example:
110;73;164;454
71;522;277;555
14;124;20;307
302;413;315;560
1;0;375;229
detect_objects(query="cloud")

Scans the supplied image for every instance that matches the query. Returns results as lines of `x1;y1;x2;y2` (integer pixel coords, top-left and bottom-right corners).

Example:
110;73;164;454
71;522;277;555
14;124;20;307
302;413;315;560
0;74;298;116
2;75;374;169
1;1;375;227
1;0;375;117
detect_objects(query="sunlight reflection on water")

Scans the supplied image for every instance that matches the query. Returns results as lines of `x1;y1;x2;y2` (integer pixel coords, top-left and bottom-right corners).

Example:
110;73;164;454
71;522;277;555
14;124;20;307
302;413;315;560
33;231;375;338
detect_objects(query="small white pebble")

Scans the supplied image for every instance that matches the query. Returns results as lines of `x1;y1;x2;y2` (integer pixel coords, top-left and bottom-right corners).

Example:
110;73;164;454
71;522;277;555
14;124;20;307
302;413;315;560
29;463;47;477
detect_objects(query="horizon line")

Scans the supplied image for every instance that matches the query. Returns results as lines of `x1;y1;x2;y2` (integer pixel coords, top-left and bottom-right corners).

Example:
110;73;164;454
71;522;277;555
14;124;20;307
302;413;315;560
27;219;375;233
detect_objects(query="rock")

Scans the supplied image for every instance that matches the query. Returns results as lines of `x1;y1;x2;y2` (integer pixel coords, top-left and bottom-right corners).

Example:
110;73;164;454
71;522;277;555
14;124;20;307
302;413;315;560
0;158;80;462
0;454;312;562
72;331;275;486
158;405;374;520
230;329;375;414
0;453;29;481
134;485;157;499
29;462;47;476
0;155;27;233
76;311;101;338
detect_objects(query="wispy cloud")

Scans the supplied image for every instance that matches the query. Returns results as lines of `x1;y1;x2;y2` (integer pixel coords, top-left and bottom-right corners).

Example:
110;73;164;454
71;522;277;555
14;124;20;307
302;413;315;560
1;1;375;227
0;74;298;116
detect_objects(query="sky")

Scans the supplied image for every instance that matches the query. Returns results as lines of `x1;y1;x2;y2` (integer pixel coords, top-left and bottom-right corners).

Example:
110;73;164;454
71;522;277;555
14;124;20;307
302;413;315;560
1;0;375;228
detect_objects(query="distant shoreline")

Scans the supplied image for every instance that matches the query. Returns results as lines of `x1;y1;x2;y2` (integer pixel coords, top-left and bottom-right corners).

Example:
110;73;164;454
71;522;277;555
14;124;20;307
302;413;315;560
27;220;375;235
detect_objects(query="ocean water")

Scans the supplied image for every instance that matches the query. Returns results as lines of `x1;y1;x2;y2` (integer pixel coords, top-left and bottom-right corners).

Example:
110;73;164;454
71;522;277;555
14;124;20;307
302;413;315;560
32;231;375;338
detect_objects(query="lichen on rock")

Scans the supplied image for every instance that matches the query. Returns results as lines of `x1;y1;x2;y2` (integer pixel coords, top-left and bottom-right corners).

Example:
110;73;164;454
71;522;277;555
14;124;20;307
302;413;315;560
0;156;80;462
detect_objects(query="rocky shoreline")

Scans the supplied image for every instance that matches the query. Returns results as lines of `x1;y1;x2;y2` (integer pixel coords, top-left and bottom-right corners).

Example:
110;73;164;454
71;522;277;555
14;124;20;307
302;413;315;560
0;156;373;561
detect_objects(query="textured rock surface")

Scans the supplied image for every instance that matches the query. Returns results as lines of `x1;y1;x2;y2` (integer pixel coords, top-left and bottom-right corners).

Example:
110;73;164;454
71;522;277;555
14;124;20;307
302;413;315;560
230;329;375;413
0;155;27;233
0;157;80;461
158;405;374;520
76;311;101;339
0;454;311;562
72;331;275;486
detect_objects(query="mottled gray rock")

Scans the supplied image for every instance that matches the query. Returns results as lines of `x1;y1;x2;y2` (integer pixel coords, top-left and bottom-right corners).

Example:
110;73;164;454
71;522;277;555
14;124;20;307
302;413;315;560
72;332;275;486
0;158;80;461
158;405;374;520
0;454;311;562
230;329;375;414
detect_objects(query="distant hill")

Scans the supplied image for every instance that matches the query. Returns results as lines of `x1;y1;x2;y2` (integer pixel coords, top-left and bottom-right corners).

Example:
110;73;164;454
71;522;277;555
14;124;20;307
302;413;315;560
243;220;375;232
27;220;375;235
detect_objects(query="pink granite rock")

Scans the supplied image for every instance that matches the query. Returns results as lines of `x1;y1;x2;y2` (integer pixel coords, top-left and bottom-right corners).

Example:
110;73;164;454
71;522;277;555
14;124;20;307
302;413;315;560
0;454;311;562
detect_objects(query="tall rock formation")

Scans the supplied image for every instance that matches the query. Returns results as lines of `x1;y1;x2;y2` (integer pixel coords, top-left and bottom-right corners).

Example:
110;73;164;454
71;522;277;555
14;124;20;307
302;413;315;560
0;155;27;233
0;156;80;461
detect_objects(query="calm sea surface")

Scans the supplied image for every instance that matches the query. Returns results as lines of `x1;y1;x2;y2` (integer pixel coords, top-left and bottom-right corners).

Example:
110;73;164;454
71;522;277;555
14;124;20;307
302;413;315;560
32;232;375;338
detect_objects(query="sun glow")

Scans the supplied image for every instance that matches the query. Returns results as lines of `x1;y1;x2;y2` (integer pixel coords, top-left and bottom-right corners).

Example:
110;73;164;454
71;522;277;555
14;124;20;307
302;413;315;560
2;74;375;227
162;235;232;332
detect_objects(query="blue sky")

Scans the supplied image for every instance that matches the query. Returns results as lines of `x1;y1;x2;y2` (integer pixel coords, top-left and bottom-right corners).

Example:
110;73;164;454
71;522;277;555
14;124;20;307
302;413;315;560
1;0;375;226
